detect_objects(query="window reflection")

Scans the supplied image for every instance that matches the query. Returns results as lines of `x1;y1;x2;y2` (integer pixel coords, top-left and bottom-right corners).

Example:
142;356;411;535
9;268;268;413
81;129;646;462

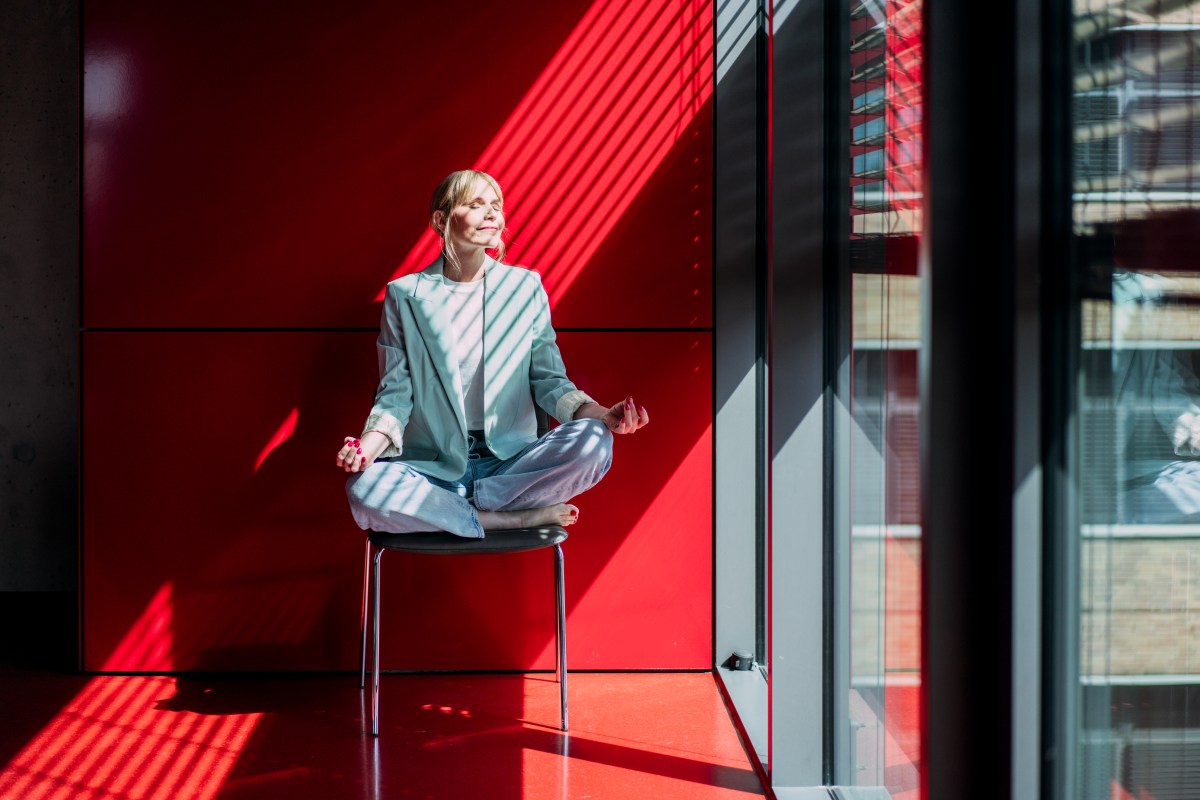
846;0;922;796
1073;1;1200;796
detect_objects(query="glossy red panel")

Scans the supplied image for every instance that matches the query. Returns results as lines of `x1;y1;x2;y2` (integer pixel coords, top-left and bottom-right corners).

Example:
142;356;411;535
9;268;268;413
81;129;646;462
83;331;711;671
82;332;372;671
552;332;713;668
553;107;712;329
84;2;712;329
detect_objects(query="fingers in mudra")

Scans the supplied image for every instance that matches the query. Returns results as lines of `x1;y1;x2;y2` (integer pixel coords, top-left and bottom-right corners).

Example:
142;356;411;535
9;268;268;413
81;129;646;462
606;396;648;434
606;401;628;432
337;437;363;471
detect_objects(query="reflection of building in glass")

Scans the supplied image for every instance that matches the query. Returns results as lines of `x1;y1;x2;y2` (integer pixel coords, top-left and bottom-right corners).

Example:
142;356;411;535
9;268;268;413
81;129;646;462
1074;11;1200;224
1073;5;1200;797
845;5;1200;794
846;2;923;797
848;0;923;529
851;0;921;239
1108;272;1200;522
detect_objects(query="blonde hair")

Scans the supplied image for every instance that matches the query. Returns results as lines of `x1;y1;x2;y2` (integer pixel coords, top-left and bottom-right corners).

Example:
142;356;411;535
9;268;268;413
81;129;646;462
429;170;507;276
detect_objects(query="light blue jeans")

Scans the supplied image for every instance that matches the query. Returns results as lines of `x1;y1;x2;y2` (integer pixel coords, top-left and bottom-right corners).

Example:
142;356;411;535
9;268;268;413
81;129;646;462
346;418;613;538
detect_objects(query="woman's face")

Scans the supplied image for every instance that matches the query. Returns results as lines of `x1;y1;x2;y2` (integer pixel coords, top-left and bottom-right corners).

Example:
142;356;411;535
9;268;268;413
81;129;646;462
440;179;504;253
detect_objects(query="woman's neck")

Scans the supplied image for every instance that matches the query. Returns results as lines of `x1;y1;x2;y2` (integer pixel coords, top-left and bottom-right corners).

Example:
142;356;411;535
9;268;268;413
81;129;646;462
447;248;487;282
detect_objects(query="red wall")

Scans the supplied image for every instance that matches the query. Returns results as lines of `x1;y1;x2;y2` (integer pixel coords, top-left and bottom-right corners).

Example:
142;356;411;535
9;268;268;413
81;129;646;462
83;1;713;671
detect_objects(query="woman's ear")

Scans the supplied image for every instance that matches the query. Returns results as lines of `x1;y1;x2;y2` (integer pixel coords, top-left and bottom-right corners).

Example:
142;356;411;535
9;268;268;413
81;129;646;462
431;210;446;234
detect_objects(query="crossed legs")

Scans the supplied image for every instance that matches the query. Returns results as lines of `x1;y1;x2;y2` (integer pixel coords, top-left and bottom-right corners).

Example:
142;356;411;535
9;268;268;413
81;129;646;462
346;419;613;538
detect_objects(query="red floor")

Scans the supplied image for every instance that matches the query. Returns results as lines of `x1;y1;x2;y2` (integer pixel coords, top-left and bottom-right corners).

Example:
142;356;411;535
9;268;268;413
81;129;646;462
0;671;765;800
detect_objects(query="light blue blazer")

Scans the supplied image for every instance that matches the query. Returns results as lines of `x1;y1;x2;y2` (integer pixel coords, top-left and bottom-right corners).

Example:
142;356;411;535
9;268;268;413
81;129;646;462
362;256;592;482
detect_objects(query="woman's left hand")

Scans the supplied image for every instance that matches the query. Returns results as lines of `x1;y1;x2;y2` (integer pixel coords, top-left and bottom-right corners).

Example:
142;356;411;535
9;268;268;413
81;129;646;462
600;396;649;435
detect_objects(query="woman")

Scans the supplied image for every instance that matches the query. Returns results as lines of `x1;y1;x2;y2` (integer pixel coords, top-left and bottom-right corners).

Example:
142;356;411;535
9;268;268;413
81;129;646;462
339;170;649;538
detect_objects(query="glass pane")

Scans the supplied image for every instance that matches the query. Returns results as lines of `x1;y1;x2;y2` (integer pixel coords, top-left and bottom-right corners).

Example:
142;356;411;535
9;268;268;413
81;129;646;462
1073;1;1200;796
845;1;922;795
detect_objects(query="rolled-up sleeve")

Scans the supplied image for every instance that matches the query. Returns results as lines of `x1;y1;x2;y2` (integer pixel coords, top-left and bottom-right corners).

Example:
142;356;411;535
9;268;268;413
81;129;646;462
528;273;595;422
361;283;412;457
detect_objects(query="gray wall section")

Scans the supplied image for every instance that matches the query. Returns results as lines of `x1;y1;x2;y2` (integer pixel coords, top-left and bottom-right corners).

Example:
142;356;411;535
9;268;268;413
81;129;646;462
769;0;829;787
0;0;80;591
715;0;834;788
714;0;763;673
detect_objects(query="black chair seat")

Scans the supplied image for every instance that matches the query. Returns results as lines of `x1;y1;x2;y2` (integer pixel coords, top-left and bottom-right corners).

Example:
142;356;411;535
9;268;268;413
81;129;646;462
368;526;568;555
361;523;571;734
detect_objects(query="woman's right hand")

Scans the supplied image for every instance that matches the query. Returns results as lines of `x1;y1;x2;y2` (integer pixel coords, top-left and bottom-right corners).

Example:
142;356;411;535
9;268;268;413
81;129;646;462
336;430;391;473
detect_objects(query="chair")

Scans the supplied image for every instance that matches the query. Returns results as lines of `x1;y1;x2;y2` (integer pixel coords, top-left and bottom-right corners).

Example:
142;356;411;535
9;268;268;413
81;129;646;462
357;405;570;736
358;525;569;736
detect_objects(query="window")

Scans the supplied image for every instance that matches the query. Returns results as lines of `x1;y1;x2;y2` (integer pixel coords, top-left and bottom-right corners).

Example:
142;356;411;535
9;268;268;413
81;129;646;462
1070;4;1200;797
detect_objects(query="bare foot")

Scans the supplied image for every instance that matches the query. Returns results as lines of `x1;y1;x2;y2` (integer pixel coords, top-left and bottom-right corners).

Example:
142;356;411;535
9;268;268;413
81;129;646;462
477;504;579;530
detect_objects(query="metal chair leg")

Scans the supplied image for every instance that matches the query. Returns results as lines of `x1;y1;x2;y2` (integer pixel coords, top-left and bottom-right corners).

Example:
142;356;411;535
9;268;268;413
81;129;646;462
554;544;567;731
359;536;372;689
370;548;383;736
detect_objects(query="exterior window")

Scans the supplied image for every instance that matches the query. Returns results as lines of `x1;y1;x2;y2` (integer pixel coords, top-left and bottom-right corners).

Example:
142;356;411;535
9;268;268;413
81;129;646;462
844;1;923;796
1072;4;1200;797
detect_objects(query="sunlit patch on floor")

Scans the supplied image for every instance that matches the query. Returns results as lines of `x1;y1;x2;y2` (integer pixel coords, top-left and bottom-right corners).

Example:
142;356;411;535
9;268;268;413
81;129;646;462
0;676;261;800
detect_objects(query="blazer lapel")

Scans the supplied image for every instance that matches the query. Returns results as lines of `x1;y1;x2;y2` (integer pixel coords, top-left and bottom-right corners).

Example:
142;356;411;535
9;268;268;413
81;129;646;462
409;257;467;436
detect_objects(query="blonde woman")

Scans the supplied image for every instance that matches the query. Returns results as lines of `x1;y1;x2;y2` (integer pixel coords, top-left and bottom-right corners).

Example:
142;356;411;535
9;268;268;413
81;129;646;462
339;170;648;538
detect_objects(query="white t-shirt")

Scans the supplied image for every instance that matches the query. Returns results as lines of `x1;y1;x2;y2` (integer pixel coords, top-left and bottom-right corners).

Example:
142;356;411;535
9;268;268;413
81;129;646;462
442;276;486;430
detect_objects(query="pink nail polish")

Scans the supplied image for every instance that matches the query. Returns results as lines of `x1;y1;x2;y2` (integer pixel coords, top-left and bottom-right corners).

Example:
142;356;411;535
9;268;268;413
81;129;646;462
356;447;362;454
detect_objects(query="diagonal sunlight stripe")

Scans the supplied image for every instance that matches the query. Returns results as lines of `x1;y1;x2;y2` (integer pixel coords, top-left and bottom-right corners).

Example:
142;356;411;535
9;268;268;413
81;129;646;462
0;677;261;800
537;421;714;667
254;406;299;473
380;0;713;305
884;0;922;213
101;581;173;671
495;1;686;254
37;679;175;800
80;706;209;800
16;679;159;800
1;585;260;800
515;13;714;285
